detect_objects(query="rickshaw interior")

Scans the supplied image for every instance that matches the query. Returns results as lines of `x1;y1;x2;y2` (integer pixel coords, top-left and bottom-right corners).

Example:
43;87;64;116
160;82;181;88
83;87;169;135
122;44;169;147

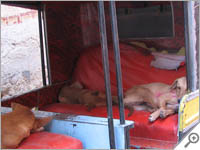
1;1;199;149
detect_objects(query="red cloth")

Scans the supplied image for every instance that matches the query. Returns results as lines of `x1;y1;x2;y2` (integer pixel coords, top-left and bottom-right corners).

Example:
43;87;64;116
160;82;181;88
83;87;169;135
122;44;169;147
42;103;178;143
18;131;83;149
73;43;186;95
40;43;185;147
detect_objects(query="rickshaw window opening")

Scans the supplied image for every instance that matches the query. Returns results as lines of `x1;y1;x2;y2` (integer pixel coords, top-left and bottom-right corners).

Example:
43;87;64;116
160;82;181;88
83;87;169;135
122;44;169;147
1;2;50;100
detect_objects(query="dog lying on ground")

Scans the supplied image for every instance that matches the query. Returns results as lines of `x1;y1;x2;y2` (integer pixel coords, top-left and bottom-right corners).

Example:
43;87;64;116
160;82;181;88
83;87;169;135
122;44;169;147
123;76;187;122
1;103;52;149
59;81;118;110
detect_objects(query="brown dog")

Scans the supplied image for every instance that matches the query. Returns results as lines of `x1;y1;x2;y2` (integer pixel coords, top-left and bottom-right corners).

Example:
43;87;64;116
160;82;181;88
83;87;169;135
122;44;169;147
123;76;187;122
59;81;118;110
1;103;52;149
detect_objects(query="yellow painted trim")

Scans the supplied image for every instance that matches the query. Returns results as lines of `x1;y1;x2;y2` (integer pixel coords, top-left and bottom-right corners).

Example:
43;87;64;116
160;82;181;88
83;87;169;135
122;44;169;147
182;97;199;130
178;91;199;132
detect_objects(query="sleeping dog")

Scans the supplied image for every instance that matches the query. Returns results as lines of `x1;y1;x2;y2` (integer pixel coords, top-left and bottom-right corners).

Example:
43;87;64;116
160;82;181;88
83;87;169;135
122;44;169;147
123;76;187;122
59;81;117;110
1;103;52;149
59;81;118;110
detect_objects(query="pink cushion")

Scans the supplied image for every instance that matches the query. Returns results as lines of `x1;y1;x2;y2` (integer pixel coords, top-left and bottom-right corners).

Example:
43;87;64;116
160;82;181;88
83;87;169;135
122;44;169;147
18;131;83;149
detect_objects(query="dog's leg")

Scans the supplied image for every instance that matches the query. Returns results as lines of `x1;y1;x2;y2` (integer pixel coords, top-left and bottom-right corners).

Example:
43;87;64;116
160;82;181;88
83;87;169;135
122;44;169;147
86;104;96;111
123;96;138;117
124;98;140;117
148;95;168;122
125;105;134;117
32;116;53;132
95;101;107;107
149;109;162;122
166;103;179;112
146;107;157;113
160;109;175;119
124;86;158;117
149;92;179;121
86;101;107;111
112;96;118;104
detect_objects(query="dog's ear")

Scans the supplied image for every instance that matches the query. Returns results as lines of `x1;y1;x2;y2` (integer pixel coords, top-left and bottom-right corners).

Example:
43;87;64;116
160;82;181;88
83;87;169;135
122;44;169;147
170;79;184;98
70;81;83;89
32;116;52;132
170;80;178;90
11;102;18;110
11;102;29;111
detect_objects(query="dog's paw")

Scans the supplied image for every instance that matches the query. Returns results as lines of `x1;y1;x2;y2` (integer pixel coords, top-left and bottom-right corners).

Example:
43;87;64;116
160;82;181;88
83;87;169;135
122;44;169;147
127;108;134;117
86;104;96;112
148;115;155;122
160;110;166;119
128;112;132;117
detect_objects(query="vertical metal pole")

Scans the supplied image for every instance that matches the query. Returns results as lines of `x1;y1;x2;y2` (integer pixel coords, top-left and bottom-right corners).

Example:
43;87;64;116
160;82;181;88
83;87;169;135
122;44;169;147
38;5;47;86
42;4;52;85
109;1;125;125
183;1;198;91
98;1;116;149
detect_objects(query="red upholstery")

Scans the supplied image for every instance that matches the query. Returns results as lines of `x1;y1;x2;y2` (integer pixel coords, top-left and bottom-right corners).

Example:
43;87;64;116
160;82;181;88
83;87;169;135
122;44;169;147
17;131;83;149
41;103;178;143
73;43;186;95
40;43;185;148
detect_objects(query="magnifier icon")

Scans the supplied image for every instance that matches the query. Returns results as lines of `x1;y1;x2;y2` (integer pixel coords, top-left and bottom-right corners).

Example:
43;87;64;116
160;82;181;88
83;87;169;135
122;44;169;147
184;133;199;148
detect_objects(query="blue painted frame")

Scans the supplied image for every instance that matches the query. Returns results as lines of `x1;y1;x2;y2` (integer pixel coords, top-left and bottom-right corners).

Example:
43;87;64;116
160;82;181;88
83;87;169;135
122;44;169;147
46;115;133;149
1;107;134;149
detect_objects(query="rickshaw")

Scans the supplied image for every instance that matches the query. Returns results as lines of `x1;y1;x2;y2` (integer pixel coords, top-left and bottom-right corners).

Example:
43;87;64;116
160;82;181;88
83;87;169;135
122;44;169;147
1;1;199;149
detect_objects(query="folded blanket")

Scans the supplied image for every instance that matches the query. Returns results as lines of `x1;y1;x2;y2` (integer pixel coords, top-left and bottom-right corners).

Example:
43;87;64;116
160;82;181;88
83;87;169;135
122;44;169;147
151;52;185;70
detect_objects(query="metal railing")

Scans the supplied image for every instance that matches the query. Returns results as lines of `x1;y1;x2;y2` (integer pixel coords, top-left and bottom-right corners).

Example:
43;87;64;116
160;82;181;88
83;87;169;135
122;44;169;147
98;1;127;148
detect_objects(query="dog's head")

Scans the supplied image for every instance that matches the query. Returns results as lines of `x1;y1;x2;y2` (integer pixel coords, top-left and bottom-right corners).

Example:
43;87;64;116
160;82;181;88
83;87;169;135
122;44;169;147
2;103;53;149
11;103;52;131
31;116;53;133
70;81;83;89
170;76;187;99
11;102;31;111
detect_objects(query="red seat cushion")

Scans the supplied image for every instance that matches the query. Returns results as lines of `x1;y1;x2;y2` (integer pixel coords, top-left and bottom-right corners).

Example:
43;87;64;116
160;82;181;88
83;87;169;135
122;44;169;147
73;43;186;95
17;131;83;149
41;103;178;143
41;43;183;148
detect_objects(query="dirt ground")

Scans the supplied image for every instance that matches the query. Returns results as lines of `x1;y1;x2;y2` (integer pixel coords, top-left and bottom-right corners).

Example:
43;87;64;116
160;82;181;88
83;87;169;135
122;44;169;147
1;5;43;100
